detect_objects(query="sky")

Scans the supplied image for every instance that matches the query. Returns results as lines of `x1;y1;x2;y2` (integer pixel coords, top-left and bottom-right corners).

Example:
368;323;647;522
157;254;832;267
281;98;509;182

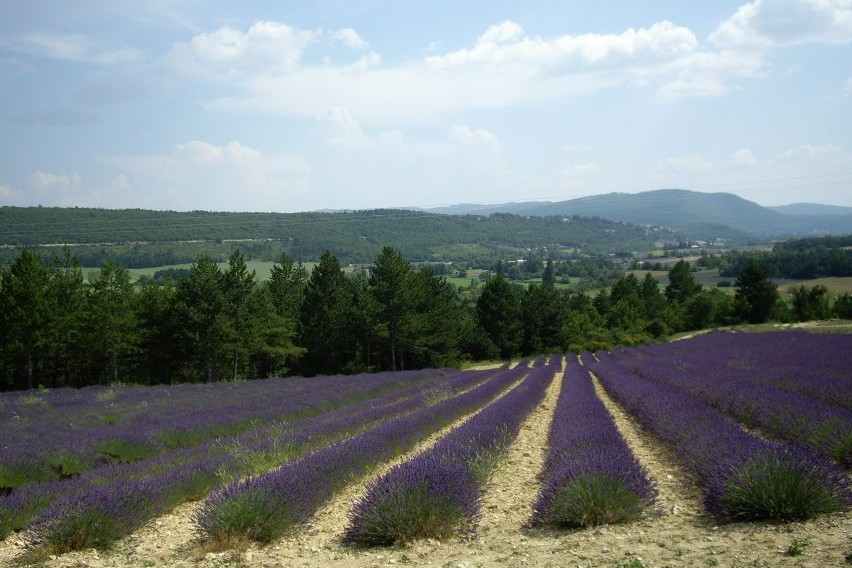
1;0;851;212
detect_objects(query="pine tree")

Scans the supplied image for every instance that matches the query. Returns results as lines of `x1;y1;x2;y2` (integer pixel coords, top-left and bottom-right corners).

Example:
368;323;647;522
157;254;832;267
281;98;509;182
47;247;87;387
88;261;140;383
369;247;413;371
640;272;665;319
268;252;307;326
173;255;228;382
735;259;779;323
476;275;522;359
299;251;357;375
542;260;555;289
665;260;698;304
0;250;52;389
223;250;257;380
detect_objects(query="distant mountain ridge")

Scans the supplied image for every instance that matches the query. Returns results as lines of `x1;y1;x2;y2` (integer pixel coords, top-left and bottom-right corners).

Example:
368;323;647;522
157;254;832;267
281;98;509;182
768;203;852;217
427;189;852;241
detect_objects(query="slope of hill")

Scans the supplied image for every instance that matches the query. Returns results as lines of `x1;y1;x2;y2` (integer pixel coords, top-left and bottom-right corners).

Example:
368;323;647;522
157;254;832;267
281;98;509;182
428;190;852;241
769;203;852;217
0;207;674;267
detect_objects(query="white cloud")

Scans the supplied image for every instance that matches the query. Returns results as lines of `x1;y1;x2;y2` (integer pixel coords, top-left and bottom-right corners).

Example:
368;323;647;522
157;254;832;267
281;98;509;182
711;0;852;48
478;21;525;45
731;149;760;166
188;19;765;123
321;107;377;149
846;77;852;92
448;125;501;151
657;50;765;100
29;171;83;189
207;64;540;125
320;110;504;170
16;32;143;64
103;141;311;211
426;20;698;76
334;28;368;49
346;51;382;72
779;143;850;162
164;21;316;80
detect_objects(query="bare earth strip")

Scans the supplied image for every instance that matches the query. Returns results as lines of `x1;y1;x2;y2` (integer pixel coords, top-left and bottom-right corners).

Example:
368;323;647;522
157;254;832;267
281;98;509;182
476;357;562;537
4;360;851;568
588;370;705;519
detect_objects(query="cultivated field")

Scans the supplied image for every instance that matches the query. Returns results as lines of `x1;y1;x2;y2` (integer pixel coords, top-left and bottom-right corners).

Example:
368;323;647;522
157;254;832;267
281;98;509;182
1;331;850;567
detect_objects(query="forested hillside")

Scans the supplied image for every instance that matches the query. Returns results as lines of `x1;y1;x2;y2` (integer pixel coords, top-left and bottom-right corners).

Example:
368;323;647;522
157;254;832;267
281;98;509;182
0;207;672;267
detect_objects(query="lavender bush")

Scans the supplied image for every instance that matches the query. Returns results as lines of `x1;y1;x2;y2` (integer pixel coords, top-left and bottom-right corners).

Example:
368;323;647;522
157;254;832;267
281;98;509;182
531;358;655;528
1;369;445;491
617;332;852;467
28;480;157;552
7;368;492;546
343;357;558;545
196;363;534;544
585;351;850;522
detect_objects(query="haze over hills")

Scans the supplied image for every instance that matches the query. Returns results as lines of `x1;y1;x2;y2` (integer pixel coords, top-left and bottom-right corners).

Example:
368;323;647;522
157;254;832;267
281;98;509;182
768;203;852;217
427;189;852;241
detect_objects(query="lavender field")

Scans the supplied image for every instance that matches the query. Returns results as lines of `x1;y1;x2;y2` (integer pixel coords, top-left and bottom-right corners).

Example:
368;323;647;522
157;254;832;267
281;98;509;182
1;331;850;567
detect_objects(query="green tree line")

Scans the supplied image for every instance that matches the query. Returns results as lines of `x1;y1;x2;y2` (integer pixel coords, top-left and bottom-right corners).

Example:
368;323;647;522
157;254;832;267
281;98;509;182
698;235;852;279
2;248;848;391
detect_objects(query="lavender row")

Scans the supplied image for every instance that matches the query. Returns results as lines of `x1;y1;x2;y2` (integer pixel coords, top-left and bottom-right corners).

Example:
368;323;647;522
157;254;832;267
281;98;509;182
1;369;445;491
616;331;852;410
584;352;850;522
531;358;655;528
5;367;494;545
609;345;852;466
195;362;533;545
343;357;559;545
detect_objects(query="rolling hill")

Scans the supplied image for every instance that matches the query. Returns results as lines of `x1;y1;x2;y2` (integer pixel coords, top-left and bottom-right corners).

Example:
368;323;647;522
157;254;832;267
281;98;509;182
0;207;675;268
428;189;852;241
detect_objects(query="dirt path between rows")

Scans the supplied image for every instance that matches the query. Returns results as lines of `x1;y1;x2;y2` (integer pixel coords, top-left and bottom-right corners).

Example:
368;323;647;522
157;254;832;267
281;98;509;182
5;359;850;568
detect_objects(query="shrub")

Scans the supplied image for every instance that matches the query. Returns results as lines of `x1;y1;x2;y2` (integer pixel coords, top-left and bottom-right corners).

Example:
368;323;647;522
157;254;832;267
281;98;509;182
547;472;646;528
706;447;851;522
30;480;156;553
342;461;477;545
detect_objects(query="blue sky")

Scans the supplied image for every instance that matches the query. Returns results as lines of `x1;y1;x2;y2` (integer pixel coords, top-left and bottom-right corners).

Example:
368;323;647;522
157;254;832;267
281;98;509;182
1;0;851;212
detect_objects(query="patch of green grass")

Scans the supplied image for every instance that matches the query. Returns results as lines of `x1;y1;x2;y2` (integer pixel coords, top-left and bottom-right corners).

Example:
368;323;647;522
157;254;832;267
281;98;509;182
94;440;159;463
48;451;92;479
785;536;812;557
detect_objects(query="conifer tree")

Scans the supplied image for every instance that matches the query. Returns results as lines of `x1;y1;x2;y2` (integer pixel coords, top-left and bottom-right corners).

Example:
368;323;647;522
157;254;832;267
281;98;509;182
88;260;139;383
